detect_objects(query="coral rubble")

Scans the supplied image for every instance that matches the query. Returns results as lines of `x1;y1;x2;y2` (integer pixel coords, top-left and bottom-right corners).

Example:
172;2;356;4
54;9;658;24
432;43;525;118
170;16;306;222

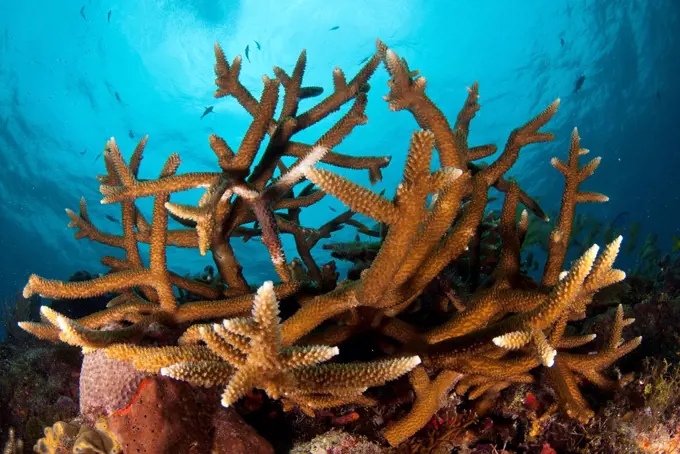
15;38;640;449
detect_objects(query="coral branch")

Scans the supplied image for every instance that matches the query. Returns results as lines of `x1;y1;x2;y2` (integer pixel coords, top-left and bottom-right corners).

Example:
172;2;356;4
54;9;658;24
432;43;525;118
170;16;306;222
16;37;639;450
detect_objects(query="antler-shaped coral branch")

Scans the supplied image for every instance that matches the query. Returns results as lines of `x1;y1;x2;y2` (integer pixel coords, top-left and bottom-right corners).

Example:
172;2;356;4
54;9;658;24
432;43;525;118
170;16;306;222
280;41;559;345
280;129;465;344
383;367;461;446
16;36;639;449
20;40;393;334
545;303;641;421
543;128;609;286
105;281;420;416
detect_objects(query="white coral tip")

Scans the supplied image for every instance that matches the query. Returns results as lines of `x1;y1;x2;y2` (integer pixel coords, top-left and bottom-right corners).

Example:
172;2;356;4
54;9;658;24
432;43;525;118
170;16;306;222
544;349;557;367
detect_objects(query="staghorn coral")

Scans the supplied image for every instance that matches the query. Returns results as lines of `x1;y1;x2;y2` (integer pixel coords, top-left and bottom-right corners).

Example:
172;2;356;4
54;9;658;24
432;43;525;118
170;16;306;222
15;38;640;448
104;281;420;416
393;409;478;454
382;367;462;446
18;41;389;346
505;356;680;453
1;429;23;454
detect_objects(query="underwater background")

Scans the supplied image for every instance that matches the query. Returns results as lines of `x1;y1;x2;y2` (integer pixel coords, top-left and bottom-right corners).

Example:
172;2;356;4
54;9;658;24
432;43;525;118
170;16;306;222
1;0;678;300
2;0;680;452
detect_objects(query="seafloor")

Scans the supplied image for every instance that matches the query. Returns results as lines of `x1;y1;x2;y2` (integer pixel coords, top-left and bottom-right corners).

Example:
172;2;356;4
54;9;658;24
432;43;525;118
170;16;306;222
4;257;680;453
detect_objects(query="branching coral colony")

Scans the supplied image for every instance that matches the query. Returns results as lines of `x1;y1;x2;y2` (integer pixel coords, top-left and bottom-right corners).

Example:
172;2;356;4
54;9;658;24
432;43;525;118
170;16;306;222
17;39;640;446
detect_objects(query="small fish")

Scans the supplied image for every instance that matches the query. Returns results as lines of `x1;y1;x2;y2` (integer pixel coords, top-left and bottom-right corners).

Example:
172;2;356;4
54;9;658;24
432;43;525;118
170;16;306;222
673;235;680;253
610;211;630;229
298;86;324;99
128;129;134;138
80;6;86;20
105;215;120;224
80;148;87;155
573;75;586;93
355;234;360;242
657;90;661;100
329;26;339;31
114;92;121;103
328;206;337;212
107;9;111;23
360;83;370;94
93;152;101;162
560;37;564;47
201;106;214;119
254;40;261;50
358;55;371;65
245;44;250;62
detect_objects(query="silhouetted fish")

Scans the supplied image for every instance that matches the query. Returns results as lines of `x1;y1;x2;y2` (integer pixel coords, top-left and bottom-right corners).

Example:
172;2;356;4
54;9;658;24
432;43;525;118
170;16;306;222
107;10;111;23
299;86;324;99
254;40;261;50
329;26;339;31
128;129;134;138
80;148;87;155
201;106;214;119
114;92;121;103
560;37;564;47
610;211;630;229
573;75;585;93
355;234;360;242
93;152;101;162
80;6;86;20
105;215;120;224
358;55;371;64
657;90;661;100
328;206;337;212
245;44;250;62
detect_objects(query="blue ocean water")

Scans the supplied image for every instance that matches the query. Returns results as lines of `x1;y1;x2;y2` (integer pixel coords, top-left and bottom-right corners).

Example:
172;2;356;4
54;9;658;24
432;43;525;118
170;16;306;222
0;0;677;310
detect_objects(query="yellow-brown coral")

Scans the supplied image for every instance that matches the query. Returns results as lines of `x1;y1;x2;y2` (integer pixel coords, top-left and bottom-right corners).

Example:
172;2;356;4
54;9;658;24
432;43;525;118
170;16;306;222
15;37;640;448
106;281;420;416
2;429;23;454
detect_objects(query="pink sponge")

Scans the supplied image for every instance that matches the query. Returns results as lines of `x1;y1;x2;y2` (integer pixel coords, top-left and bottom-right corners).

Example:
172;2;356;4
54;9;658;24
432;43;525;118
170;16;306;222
79;349;148;422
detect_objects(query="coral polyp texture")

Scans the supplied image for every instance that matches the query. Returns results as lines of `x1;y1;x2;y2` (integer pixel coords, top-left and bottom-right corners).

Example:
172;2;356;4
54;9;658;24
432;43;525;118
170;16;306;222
105;280;421;416
17;38;639;447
